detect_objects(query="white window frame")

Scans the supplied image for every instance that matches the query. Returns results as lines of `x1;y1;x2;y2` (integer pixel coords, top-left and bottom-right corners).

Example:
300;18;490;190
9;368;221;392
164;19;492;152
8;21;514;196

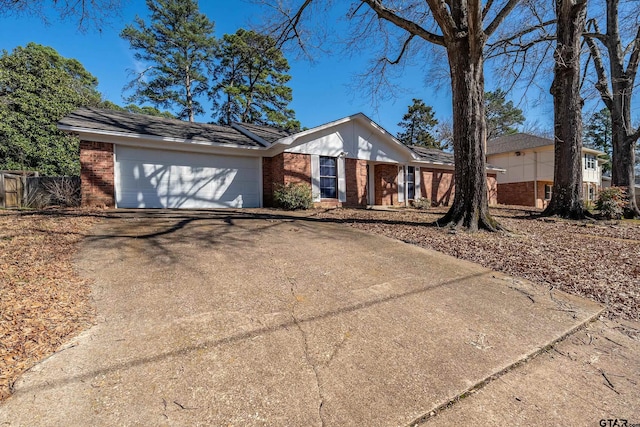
319;156;338;199
585;154;597;170
406;166;416;199
544;184;552;200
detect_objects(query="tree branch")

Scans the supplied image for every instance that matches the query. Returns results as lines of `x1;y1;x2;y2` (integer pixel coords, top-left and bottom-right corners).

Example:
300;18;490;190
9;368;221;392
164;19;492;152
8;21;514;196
627;24;640;84
584;30;614;111
482;0;495;21
424;0;458;40
582;32;608;43
363;0;446;46
484;0;520;38
268;0;314;53
384;34;415;64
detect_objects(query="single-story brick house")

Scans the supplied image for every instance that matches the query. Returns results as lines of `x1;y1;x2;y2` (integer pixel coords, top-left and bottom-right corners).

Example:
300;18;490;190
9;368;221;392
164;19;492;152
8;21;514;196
58;108;501;209
486;133;606;208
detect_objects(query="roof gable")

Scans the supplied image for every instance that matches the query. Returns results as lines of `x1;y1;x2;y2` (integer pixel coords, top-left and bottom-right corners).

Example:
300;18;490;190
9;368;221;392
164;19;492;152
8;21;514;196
268;113;420;162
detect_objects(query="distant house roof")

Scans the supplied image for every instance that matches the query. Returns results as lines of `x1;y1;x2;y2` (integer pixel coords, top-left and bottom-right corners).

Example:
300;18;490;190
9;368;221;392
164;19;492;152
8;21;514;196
58;107;290;147
486;133;553;155
486;132;607;157
409;145;504;171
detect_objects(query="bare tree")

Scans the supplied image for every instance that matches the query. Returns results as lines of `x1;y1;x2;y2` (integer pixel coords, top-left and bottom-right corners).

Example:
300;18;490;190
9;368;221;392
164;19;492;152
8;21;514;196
0;0;122;31
543;0;588;219
266;0;525;231
583;0;640;217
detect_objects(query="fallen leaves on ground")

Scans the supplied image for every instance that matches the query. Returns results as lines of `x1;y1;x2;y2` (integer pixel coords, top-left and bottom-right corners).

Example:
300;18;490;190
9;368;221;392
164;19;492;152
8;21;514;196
316;206;640;322
0;210;98;401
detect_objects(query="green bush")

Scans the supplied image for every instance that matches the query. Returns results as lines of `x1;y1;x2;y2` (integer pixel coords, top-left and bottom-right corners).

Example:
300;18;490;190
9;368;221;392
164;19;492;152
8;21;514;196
596;186;628;219
273;182;313;210
412;197;432;210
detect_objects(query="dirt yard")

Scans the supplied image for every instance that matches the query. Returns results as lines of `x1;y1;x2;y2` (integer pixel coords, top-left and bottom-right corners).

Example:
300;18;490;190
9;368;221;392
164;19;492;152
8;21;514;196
315;206;640;322
0;211;97;401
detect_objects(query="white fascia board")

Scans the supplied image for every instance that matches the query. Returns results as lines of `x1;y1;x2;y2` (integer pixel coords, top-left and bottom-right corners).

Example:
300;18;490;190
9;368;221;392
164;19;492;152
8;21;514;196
409;160;505;173
265;116;354;153
352;113;422;160
59;125;266;157
410;160;456;170
582;147;606;156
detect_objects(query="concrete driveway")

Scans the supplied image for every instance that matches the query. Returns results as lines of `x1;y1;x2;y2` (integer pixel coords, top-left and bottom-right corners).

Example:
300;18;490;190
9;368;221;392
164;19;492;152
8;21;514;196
0;210;603;426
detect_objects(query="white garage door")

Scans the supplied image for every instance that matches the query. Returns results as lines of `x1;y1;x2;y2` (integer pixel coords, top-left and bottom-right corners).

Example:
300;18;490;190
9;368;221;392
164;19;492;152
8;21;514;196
115;146;261;208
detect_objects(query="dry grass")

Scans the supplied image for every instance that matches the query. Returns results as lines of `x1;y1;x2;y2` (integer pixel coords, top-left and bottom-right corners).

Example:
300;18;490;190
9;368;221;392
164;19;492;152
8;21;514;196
316;206;640;321
0;210;97;401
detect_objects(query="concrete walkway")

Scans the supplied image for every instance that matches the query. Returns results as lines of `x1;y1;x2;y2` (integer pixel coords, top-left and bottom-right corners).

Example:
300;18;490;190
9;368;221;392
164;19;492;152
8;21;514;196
0;210;605;426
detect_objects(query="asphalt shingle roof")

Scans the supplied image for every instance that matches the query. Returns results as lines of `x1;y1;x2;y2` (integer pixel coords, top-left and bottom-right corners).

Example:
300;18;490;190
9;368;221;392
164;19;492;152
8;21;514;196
409;145;503;170
486;133;553;155
58;107;280;147
232;121;292;144
409;145;455;165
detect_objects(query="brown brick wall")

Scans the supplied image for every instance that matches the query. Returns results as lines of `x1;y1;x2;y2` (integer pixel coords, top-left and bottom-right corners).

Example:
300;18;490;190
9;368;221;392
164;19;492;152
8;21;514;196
262;157;274;207
345;158;368;207
283;153;311;185
420;168;455;206
263;153;312;207
375;163;399;205
418;169;497;207
538;181;553;208
497;181;536;207
80;141;114;207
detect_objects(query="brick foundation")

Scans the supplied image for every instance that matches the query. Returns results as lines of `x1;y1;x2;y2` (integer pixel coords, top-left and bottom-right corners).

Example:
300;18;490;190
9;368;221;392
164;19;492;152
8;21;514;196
80;141;115;207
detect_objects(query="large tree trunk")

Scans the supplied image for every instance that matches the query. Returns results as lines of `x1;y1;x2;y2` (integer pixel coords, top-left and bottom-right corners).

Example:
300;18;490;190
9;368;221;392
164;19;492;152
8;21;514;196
436;38;501;231
584;0;640;218
607;0;640;217
543;0;587;219
611;99;640;217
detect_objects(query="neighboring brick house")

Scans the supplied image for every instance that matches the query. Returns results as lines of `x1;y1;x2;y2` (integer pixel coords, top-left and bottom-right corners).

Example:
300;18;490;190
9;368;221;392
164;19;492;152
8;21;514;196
59;107;501;209
486;133;606;208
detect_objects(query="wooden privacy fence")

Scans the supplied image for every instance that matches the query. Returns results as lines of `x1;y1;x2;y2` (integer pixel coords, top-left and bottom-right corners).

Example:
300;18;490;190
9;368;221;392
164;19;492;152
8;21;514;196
0;172;80;209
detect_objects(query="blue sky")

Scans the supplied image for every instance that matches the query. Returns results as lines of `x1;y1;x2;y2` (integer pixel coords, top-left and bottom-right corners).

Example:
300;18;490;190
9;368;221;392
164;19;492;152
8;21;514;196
0;0;559;135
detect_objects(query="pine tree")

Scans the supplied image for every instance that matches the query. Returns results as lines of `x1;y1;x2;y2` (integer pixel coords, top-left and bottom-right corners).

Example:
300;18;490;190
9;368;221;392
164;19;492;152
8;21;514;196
396;99;440;148
213;29;299;130
485;89;525;140
120;0;215;122
584;108;612;173
101;100;175;119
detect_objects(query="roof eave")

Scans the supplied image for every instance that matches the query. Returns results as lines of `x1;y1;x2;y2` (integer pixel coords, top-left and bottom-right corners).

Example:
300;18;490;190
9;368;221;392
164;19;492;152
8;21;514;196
58;124;267;153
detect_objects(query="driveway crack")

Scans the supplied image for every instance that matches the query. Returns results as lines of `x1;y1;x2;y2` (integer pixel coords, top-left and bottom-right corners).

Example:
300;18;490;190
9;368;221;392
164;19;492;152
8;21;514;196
287;277;326;427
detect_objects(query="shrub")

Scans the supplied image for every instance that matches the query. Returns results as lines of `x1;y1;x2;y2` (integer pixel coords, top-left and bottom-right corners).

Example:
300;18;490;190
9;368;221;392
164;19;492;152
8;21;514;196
24;176;80;208
596;186;627;220
273;182;312;210
412;197;432;210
